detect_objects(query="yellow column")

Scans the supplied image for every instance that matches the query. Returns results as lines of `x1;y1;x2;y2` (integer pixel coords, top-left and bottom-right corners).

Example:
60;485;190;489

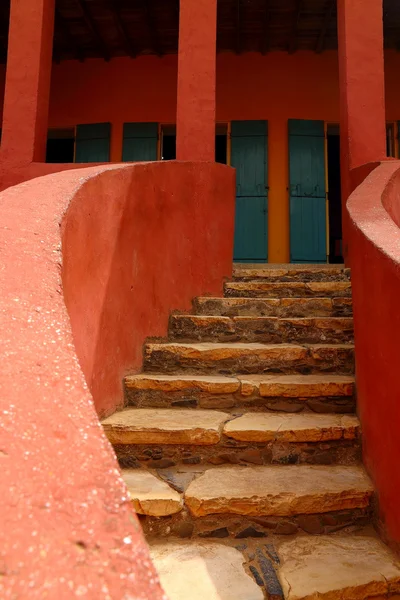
268;117;289;263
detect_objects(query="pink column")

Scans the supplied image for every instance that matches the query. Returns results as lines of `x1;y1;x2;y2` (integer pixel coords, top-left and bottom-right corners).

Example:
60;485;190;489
337;0;386;258
1;0;55;165
176;0;217;161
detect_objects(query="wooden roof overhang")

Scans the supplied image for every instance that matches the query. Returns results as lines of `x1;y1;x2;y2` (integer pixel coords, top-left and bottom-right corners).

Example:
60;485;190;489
0;0;399;63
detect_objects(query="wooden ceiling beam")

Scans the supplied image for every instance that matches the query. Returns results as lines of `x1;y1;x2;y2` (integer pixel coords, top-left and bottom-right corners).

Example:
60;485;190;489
315;0;335;53
76;0;110;61
55;7;85;62
142;0;163;57
288;0;302;54
261;0;271;54
108;0;137;58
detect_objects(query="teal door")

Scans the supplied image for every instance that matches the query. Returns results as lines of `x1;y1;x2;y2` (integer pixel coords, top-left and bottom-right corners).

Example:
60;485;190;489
122;123;158;161
75;123;111;163
289;119;327;263
231;120;268;263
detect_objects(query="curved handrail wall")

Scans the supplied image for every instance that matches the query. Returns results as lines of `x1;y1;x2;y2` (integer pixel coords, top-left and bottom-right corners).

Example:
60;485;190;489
0;160;235;596
347;160;400;546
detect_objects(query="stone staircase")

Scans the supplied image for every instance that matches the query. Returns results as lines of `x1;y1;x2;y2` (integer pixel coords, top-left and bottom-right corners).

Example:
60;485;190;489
102;264;400;600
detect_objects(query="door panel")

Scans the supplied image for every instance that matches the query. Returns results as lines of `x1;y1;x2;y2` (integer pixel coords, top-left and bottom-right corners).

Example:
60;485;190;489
289;119;327;263
234;197;267;262
231;120;268;263
75;123;110;163
122;122;158;161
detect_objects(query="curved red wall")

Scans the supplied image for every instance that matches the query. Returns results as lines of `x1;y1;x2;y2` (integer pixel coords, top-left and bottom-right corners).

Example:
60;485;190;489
0;160;235;596
62;161;235;416
348;160;400;546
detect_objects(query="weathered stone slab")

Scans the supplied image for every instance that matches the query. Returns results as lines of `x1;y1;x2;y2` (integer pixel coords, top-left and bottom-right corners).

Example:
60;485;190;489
258;374;355;398
102;408;229;445
125;373;240;394
170;314;236;340
223;413;360;442
194;297;282;317
170;315;354;344
194;296;353;318
277;535;400;600
144;342;354;375
224;281;352;299
233;265;349;282
122;469;183;516
185;465;373;517
150;542;264;600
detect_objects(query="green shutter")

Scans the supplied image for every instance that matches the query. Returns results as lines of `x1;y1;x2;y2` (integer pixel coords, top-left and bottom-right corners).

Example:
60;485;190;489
75;123;111;163
122;123;158;161
231;120;268;263
289;119;327;263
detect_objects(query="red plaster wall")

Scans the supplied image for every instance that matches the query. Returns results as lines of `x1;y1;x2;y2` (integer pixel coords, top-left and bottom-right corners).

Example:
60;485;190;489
0;50;399;160
0;160;234;597
62;161;235;416
347;160;400;545
44;50;400;130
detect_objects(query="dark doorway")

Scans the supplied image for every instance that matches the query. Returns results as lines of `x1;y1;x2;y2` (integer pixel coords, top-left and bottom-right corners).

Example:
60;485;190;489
327;125;343;264
161;125;176;160
161;124;228;163
216;123;228;164
46;128;75;163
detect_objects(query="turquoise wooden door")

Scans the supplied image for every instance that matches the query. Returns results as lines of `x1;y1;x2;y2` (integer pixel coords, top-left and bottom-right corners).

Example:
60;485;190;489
75;123;110;163
122;123;158;161
231;120;268;263
289;120;327;263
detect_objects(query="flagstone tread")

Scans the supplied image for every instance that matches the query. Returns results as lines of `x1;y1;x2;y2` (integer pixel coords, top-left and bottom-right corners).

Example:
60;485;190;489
253;373;355;398
102;408;229;445
125;373;354;399
125;373;241;394
144;342;355;375
223;413;360;442
277;535;400;600
233;265;350;282
122;469;183;516
224;281;352;298
169;314;354;343
150;541;264;600
194;297;353;317
184;465;373;517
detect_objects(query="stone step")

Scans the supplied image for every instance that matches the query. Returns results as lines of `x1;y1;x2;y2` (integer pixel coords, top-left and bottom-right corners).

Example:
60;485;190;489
148;534;400;600
105;408;361;468
102;407;228;445
143;342;355;375
122;468;183;516
224;281;352;299
194;296;353;318
233;264;350;282
125;373;355;413
184;464;373;518
224;413;360;443
150;541;264;600
169;315;354;344
277;535;400;600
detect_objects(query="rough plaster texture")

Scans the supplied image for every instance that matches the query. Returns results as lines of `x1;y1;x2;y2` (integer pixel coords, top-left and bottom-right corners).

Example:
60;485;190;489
0;160;234;597
347;159;400;544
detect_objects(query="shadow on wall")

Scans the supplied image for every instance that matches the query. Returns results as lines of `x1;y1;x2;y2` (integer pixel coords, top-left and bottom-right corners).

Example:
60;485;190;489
0;160;235;597
347;159;400;548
